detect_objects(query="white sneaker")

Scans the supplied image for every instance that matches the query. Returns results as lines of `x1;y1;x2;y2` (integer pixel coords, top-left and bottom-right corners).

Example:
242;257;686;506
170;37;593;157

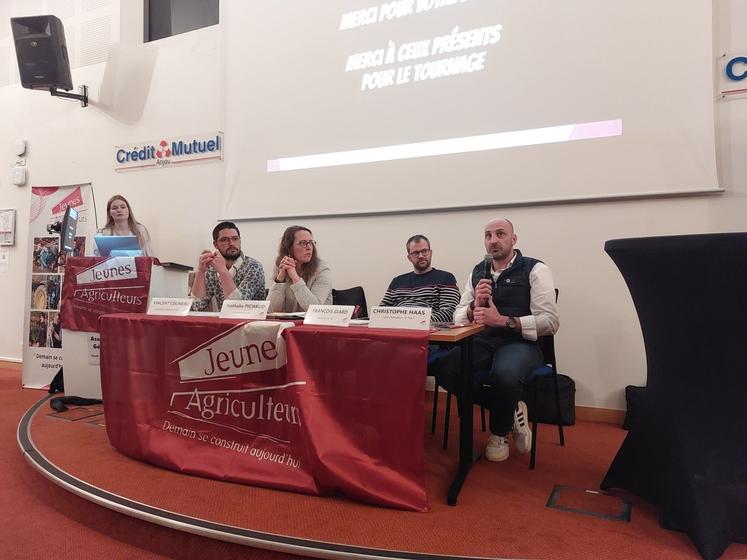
512;400;532;455
485;434;510;462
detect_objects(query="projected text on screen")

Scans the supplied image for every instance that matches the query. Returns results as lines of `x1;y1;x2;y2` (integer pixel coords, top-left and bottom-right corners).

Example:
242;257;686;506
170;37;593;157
269;1;622;171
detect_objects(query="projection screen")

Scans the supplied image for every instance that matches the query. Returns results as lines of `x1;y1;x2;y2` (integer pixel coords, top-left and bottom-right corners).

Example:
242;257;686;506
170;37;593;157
222;0;719;220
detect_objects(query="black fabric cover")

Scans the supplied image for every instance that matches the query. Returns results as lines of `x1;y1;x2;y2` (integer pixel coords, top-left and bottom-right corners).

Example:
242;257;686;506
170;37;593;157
601;233;747;560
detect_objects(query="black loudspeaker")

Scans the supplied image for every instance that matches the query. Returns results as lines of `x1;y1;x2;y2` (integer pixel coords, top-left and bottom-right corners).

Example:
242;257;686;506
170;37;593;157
11;15;73;91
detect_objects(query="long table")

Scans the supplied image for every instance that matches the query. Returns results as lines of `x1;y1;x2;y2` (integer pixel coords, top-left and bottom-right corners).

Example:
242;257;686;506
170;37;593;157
99;314;431;511
99;314;485;510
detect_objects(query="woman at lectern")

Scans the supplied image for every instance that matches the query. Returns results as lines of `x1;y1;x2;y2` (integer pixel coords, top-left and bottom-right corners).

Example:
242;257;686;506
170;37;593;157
96;194;153;256
268;225;332;312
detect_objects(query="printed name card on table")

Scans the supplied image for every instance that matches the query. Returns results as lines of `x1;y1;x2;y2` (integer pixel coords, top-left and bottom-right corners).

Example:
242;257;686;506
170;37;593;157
303;305;354;327
219;299;269;319
369;306;432;330
147;297;194;316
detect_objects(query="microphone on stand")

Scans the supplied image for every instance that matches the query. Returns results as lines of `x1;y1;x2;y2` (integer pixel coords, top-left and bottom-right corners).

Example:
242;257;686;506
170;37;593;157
479;254;493;307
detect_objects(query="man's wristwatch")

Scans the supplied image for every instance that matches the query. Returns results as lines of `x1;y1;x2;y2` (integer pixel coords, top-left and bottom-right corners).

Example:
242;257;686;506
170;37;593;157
505;316;517;330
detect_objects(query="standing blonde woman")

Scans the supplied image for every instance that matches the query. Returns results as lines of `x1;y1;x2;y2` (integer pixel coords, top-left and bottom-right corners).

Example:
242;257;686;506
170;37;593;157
96;194;153;256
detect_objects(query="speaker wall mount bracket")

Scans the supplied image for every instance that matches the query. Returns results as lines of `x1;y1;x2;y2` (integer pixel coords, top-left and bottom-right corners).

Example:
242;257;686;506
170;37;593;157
49;85;88;107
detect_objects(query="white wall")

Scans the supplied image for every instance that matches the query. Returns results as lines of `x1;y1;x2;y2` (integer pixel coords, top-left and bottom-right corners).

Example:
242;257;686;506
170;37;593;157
0;3;223;362
237;195;714;411
712;1;747;231
0;1;744;411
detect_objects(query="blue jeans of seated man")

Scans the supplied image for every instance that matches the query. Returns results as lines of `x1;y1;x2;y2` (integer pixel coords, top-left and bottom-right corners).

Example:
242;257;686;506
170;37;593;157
426;344;449;373
433;336;542;436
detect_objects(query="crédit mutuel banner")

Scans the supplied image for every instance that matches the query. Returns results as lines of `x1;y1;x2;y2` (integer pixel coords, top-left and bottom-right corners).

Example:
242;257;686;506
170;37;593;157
114;132;223;172
22;184;95;389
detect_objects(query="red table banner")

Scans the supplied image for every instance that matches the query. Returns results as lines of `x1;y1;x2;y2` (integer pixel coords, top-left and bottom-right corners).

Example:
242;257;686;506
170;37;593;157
99;314;429;511
60;256;153;332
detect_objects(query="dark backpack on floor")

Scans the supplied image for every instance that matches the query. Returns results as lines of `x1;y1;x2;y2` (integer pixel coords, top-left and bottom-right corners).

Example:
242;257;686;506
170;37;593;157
622;385;647;430
524;373;576;426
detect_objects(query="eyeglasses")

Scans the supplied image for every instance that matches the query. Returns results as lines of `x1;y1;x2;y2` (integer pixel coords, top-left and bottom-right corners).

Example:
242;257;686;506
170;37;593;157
295;240;316;248
216;236;240;244
408;248;431;258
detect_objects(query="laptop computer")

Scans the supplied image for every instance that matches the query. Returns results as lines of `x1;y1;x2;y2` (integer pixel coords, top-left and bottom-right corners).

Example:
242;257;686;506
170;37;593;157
94;235;143;257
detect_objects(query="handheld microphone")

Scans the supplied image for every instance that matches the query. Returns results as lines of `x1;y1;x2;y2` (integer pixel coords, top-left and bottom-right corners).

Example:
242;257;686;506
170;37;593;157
483;255;493;280
479;255;493;307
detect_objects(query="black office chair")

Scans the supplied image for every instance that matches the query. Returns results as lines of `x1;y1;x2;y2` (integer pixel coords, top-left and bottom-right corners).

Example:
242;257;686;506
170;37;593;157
524;333;565;469
331;286;368;319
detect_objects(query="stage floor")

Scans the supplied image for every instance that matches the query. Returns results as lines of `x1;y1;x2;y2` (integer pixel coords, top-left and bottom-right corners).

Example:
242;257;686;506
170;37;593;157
18;393;740;560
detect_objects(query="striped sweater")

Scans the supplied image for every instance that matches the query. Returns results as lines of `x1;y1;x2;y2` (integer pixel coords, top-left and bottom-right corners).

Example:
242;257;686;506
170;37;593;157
380;268;461;323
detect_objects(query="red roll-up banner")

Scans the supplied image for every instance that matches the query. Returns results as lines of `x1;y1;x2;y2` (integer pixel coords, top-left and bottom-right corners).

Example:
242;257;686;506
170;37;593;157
22;183;96;389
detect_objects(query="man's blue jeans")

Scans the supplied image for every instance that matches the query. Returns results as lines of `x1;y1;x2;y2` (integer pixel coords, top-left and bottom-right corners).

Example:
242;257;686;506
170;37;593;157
434;335;542;436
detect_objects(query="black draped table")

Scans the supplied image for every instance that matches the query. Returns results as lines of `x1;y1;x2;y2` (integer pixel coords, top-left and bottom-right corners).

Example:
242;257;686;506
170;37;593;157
601;233;747;560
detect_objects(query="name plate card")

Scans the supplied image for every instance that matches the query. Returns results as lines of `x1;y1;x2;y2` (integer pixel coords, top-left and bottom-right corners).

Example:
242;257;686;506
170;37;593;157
147;297;194;316
303;305;354;327
369;306;432;330
219;299;270;319
88;333;100;365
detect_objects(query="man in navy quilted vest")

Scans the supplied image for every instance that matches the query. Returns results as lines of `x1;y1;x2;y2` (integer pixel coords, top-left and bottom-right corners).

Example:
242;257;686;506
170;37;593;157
434;218;560;462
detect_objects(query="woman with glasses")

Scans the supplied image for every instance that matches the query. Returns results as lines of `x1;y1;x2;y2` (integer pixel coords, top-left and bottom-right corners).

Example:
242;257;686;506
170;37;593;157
95;194;153;256
268;225;332;312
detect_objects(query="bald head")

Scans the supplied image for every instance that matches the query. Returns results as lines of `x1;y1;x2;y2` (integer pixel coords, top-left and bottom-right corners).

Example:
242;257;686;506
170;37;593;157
485;217;514;235
484;217;517;264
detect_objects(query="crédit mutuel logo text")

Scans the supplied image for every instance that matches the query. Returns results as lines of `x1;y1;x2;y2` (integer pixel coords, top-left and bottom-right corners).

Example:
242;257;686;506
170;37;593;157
74;257;144;305
169;322;303;432
114;132;223;172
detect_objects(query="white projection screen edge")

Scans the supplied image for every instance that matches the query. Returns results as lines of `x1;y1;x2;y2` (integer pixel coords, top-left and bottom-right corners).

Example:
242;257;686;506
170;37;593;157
222;0;720;220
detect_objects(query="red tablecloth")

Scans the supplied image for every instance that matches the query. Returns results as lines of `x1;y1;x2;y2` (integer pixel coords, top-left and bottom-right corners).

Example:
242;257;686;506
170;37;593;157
99;314;429;511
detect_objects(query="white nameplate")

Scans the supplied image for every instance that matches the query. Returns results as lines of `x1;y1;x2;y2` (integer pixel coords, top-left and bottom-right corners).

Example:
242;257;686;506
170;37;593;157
87;333;100;365
303;305;354;327
220;299;269;319
147;297;193;316
369;306;432;330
